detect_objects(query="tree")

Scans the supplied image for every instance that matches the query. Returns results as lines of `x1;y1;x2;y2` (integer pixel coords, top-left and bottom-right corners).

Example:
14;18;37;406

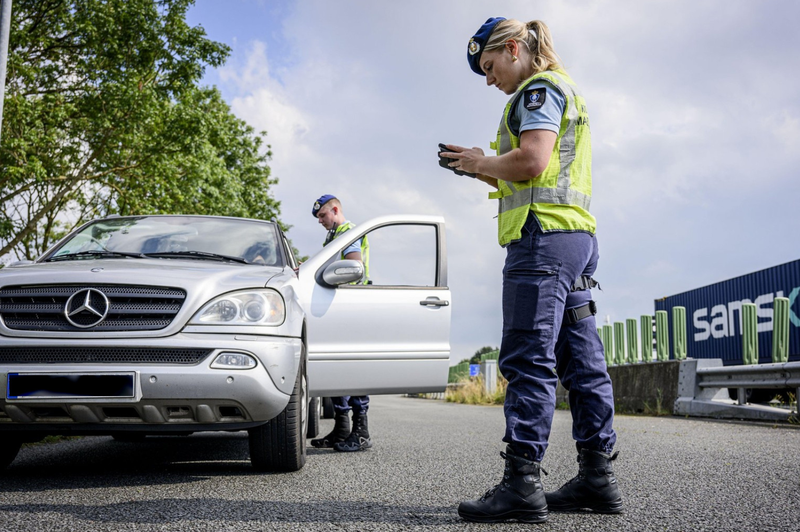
0;0;283;262
470;345;499;365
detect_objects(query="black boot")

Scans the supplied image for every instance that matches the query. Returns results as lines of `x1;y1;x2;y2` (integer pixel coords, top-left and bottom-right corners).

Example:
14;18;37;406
310;412;350;449
458;447;548;523
545;449;623;513
333;410;371;452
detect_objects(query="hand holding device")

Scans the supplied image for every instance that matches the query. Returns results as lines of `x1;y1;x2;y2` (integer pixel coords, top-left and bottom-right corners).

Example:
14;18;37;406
438;143;476;178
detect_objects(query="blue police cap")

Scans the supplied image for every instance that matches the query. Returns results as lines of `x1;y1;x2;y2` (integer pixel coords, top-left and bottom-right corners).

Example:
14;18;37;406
467;17;506;76
312;194;337;218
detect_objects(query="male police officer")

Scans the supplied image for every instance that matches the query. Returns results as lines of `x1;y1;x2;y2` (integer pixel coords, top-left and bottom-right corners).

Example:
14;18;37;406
309;194;373;452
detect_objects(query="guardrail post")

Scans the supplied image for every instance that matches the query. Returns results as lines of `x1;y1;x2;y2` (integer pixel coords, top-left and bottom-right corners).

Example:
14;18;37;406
656;310;669;361
614;322;625;365
772;297;790;363
626;318;638;364
602;325;613;366
672;306;687;360
739;303;759;404
480;358;498;395
640;315;653;362
742;303;758;365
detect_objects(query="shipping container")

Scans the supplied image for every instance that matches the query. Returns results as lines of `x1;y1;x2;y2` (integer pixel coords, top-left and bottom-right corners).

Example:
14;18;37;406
654;259;800;365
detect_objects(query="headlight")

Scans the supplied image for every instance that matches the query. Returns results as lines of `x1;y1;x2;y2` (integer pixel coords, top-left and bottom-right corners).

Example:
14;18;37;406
190;290;285;326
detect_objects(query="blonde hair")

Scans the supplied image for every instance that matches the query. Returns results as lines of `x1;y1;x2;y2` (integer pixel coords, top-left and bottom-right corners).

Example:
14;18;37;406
484;19;562;74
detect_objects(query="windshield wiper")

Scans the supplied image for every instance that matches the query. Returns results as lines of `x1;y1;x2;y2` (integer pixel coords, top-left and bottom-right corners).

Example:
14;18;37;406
44;250;147;262
143;251;250;264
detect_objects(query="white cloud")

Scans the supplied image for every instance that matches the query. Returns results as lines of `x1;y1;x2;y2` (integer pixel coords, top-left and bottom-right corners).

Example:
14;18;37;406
192;0;800;361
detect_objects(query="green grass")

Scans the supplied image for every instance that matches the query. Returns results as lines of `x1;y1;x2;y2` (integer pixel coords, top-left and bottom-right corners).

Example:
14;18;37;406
446;376;507;405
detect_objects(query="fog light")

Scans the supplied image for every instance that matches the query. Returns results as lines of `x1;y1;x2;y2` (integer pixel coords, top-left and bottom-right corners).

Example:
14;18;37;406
211;352;257;369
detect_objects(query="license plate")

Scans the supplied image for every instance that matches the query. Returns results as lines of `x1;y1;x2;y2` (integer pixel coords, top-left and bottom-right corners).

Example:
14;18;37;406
7;373;135;399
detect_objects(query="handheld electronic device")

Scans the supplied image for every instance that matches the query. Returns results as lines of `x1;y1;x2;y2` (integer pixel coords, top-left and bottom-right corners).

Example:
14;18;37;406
438;143;476;178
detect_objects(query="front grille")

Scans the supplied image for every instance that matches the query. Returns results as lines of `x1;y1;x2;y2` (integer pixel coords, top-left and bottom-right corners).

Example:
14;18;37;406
0;347;212;364
0;285;186;331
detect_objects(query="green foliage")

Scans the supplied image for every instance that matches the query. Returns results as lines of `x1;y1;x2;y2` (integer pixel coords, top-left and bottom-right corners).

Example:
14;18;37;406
470;345;499;365
1;0;283;260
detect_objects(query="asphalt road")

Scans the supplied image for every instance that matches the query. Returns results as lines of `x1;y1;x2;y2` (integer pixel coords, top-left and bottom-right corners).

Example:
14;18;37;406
0;395;797;532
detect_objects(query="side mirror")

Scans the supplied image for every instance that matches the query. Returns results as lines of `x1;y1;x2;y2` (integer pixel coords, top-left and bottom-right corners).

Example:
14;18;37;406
322;259;364;286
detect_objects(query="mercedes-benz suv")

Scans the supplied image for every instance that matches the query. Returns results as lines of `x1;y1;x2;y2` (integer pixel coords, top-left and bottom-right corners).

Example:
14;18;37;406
0;214;451;472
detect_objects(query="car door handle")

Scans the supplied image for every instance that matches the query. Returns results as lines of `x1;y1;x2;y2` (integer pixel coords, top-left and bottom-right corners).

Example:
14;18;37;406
420;297;449;307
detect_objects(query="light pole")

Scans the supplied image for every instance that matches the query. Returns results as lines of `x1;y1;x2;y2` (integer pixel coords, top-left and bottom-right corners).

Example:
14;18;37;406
0;0;12;144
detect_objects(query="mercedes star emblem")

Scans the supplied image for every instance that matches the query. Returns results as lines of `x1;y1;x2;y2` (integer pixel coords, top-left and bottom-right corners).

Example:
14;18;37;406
64;288;110;328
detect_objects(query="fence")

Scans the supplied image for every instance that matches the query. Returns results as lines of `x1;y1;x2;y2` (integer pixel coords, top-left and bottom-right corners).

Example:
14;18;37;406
674;358;799;420
597;298;793;368
442;311;797;418
447;361;470;383
447;350;501;384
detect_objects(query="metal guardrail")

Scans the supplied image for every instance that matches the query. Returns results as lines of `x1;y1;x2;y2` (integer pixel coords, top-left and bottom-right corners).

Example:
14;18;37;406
696;361;800;390
675;359;799;421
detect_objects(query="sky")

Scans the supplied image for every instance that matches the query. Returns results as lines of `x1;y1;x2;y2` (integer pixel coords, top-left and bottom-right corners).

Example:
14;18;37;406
185;0;800;364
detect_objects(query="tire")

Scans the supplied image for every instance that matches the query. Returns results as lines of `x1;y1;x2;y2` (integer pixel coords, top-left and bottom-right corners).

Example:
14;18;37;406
248;347;307;472
0;438;22;471
306;397;321;439
322;396;335;419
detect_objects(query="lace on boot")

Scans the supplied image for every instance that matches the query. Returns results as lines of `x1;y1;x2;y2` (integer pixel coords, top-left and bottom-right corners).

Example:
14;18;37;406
479;451;547;502
333;411;371;452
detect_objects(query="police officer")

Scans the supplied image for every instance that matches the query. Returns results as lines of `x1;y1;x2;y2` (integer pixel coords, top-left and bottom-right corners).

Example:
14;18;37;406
309;194;373;452
440;17;622;523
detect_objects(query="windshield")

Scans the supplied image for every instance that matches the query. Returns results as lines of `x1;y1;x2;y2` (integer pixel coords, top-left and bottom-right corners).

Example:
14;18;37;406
47;216;284;266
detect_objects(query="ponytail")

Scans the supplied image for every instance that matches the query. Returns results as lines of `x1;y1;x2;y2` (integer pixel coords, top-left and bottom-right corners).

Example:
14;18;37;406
484;19;563;74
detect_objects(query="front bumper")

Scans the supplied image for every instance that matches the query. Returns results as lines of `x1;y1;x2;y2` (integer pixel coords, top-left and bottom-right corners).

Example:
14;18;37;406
0;332;303;434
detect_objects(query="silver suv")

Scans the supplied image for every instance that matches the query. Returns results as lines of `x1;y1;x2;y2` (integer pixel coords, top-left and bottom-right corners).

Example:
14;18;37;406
0;214;451;472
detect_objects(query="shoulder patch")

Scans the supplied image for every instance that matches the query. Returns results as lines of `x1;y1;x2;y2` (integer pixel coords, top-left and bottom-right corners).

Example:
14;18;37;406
523;88;547;111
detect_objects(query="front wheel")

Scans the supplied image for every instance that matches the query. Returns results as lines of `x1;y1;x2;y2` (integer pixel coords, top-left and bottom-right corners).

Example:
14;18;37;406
248;347;307;472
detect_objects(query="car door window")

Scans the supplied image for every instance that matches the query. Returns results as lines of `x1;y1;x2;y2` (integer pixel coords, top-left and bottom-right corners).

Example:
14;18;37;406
338;224;439;287
302;218;451;397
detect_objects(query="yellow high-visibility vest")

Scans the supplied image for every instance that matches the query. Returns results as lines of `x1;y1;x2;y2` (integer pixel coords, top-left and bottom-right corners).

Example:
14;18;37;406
324;221;370;283
489;69;595;246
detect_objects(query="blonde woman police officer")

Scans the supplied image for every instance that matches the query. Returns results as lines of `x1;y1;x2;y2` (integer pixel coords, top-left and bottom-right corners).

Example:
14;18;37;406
440;17;623;523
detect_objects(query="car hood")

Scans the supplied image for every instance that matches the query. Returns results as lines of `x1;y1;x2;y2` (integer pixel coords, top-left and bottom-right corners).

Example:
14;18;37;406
0;258;283;291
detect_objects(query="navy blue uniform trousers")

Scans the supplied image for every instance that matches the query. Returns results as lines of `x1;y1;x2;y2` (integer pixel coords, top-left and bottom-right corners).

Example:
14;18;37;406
332;395;369;415
499;213;616;462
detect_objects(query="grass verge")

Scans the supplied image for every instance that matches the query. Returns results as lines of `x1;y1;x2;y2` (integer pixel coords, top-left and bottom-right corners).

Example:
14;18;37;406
446;376;507;405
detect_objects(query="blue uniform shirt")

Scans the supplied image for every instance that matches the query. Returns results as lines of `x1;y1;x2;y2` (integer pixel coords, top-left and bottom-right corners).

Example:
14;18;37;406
512;80;566;136
339;220;363;257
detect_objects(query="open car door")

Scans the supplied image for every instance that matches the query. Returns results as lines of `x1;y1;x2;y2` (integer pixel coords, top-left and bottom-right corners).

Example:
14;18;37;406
298;215;451;396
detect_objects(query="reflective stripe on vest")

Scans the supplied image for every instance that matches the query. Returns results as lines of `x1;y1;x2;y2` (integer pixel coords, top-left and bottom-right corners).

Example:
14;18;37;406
323;221;370;283
490;69;596;246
